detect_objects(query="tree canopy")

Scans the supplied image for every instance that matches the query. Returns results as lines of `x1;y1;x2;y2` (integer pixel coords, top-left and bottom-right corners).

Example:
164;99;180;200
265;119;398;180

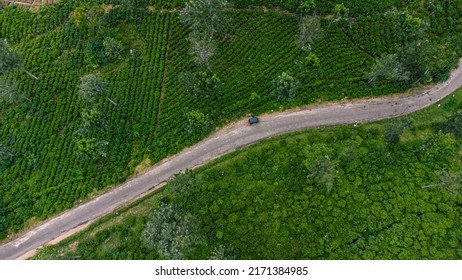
367;54;410;83
0;39;21;74
74;75;111;160
0;38;38;80
437;111;462;138
0;77;28;104
180;0;231;37
141;203;203;259
304;143;338;192
297;16;322;51
77;74;108;104
0;142;14;172
180;0;231;69
272;72;300;100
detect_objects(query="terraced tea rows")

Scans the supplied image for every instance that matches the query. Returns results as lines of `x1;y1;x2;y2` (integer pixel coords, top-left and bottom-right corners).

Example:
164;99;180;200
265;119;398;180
1;0;461;239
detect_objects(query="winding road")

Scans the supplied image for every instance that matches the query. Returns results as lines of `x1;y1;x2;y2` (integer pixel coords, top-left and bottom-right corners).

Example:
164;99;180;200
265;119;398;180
1;59;462;260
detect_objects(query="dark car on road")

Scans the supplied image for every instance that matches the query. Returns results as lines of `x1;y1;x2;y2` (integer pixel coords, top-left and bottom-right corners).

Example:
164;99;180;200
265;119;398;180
248;116;259;125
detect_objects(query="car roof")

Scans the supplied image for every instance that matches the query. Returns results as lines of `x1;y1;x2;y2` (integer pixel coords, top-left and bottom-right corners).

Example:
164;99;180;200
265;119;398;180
249;116;259;123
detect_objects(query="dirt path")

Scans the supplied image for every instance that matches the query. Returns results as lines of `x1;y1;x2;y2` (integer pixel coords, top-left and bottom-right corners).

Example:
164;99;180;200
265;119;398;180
153;15;172;141
1;59;462;260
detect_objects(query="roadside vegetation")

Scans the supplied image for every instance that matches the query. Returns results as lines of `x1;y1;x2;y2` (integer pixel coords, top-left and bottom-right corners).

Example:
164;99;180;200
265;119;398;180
1;0;462;241
33;87;462;259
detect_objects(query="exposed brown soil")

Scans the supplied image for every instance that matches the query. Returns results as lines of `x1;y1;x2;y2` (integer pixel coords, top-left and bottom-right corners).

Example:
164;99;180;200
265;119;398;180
3;0;58;9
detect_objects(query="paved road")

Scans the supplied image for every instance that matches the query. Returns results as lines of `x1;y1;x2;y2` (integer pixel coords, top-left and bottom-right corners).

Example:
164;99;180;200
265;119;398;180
1;60;462;260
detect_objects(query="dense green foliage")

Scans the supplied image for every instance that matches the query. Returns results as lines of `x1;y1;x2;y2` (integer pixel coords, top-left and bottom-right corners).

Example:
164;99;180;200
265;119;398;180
0;1;172;233
272;71;300;100
437;111;462;138
136;0;408;15
33;88;462;260
141;203;203;259
1;0;462;239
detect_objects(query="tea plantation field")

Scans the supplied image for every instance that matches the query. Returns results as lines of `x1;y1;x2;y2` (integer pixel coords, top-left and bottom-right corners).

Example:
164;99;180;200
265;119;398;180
1;0;462;239
33;87;462;260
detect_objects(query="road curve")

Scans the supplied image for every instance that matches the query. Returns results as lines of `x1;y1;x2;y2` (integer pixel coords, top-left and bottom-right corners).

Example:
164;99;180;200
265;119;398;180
1;59;462;260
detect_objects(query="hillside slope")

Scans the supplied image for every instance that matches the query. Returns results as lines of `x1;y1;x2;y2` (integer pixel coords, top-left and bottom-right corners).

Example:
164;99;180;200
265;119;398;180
33;86;462;260
1;0;461;239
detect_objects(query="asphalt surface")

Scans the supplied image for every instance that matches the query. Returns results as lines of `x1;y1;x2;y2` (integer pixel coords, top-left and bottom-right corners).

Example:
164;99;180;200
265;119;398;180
1;59;462;260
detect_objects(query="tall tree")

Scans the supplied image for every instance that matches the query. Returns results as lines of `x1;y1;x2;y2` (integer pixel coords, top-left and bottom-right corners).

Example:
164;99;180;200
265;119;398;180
186;110;210;133
302;52;321;71
329;3;351;29
303;143;338;192
74;107;108;161
297;16;322;51
0;77;30;104
367;54;410;83
418;132;457;163
0;39;38;80
422;169;462;197
438;111;462;138
383;117;414;145
75;138;108;160
180;0;231;69
103;37;124;62
180;0;230;37
141;203;203;259
187;32;217;69
74;107;105;135
77;74;116;106
272;72;300;100
74;75;113;160
0;39;20;74
0;142;14;172
386;8;426;43
180;70;220;97
401;39;457;84
74;106;108;161
71;4;104;36
298;0;316;17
